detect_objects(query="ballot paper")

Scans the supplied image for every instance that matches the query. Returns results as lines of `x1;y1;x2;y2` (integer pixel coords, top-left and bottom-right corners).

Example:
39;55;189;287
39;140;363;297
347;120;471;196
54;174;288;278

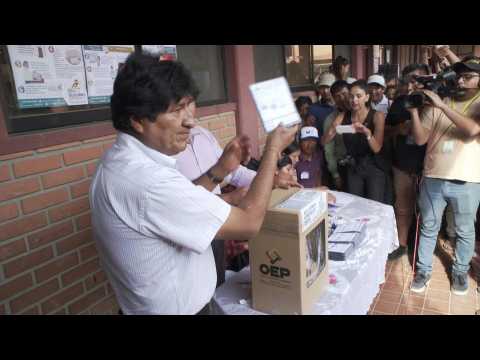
249;77;301;133
328;242;354;261
329;222;366;248
336;125;356;134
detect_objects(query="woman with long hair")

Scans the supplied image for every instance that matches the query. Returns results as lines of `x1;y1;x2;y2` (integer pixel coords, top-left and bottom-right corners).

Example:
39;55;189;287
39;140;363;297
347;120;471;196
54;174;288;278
322;80;388;203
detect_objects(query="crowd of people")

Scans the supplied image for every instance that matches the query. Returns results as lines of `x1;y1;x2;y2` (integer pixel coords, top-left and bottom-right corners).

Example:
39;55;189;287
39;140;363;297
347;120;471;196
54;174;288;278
89;47;480;315
290;49;480;297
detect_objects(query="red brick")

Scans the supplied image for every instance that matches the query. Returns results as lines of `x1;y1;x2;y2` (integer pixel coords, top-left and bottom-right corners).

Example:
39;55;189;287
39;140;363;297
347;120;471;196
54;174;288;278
56;229;93;256
106;283;114;295
0;274;34;302
70;179;91;199
79;242;97;262
0;164;11;182
61;257;100;286
0;151;34;161
86;161;98;177
40;283;84;314
0;213;48;242
41;166;85;189
35;252;79;283
4;246;54;278
53;308;66;315
19;306;40;315
219;127;236;140
9;278;59;314
0;238;27;262
89;295;119;315
27;221;74;250
49;197;90;223
85;270;107;291
63;146;103;166
0;203;19;223
0;177;41;202
0;303;5;314
21;188;69;214
68;287;106;314
75;213;91;231
13;155;62;178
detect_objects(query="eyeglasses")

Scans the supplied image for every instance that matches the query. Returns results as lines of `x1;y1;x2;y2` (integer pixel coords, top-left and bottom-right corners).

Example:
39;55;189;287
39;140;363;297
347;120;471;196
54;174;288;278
455;73;480;81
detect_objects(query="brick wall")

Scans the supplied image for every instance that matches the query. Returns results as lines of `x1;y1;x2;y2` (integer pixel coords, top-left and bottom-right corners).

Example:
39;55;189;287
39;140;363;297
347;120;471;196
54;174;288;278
0;111;236;315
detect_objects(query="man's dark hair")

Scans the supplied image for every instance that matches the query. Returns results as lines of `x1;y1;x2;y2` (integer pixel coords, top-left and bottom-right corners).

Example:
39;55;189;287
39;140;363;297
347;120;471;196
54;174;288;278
294;96;313;111
331;56;349;79
330;80;349;96
401;63;431;77
110;52;200;133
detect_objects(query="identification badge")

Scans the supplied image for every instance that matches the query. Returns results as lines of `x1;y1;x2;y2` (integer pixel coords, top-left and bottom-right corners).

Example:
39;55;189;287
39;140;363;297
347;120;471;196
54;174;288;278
442;140;455;153
300;171;310;180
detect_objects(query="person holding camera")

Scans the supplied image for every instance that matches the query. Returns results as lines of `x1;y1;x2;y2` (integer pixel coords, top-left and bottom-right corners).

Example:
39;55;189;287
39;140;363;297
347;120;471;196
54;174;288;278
384;64;429;260
322;80;388;203
409;56;480;295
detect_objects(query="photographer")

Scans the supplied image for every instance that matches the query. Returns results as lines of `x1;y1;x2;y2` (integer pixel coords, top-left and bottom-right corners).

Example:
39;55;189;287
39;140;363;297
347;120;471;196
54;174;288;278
409;57;480;295
384;64;429;260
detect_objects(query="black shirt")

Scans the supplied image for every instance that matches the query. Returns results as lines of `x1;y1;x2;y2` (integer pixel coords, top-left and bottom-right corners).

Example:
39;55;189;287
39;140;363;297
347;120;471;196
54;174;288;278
385;96;426;175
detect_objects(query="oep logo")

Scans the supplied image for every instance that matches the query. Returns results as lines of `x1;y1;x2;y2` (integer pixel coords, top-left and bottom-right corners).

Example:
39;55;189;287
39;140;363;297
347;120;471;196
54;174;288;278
260;249;291;279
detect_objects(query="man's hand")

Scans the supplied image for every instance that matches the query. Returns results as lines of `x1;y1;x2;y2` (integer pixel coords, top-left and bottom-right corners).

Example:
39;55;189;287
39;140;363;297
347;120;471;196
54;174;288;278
265;125;299;154
421;89;446;109
215;135;252;177
221;187;249;206
274;164;302;189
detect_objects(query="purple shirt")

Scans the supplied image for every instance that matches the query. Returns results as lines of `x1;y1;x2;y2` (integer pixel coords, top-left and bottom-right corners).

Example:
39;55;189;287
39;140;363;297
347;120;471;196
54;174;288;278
174;126;256;194
295;150;323;188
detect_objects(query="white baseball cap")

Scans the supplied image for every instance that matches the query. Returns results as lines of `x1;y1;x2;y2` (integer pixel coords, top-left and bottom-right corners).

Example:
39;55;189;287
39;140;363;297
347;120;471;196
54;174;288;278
367;74;386;88
300;126;319;141
315;72;336;87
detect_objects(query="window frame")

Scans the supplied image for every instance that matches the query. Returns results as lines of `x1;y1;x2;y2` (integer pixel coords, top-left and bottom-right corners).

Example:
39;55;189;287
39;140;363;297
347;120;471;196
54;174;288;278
0;45;229;136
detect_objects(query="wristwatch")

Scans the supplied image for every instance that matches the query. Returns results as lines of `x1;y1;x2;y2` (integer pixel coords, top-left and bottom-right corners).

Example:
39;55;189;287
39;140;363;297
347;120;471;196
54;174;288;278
206;168;224;184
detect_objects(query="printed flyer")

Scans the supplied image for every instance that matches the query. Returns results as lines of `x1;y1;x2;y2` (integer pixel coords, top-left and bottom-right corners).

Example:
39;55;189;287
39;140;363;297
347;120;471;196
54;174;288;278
7;45;88;109
141;45;177;60
82;45;135;104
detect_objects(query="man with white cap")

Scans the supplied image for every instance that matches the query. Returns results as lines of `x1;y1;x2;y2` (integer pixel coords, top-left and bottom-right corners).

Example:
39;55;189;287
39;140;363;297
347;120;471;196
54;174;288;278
309;72;336;136
296;126;323;188
367;74;390;114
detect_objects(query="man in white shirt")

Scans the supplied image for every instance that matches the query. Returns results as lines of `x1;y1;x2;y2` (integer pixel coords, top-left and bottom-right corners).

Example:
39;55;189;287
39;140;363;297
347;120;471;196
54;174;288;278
89;52;297;315
367;74;389;114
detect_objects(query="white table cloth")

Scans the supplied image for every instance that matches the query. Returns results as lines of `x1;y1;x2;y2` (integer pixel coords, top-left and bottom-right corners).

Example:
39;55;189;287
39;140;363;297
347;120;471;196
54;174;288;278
211;191;399;315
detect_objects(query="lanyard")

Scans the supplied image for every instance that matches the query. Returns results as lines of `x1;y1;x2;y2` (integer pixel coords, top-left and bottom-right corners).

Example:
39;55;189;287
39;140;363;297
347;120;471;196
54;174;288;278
450;91;480;115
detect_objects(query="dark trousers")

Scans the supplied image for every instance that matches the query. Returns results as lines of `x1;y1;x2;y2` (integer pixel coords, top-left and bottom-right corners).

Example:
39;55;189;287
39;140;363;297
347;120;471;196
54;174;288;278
347;157;387;204
211;239;225;288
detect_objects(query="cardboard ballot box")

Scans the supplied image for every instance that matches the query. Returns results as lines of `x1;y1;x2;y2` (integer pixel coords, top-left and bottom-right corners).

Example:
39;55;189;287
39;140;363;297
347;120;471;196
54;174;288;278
250;187;329;315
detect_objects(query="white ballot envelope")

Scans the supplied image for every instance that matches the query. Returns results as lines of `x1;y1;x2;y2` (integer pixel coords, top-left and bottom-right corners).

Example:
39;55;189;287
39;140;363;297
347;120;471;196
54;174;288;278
249;77;301;133
336;125;356;135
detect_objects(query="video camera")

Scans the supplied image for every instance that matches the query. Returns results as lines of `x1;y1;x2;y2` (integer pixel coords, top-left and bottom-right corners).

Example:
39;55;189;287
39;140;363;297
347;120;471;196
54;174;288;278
404;67;458;109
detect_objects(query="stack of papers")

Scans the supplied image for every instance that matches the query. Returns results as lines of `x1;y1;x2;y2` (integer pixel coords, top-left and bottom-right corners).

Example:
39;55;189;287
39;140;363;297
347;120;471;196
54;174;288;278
328;242;354;261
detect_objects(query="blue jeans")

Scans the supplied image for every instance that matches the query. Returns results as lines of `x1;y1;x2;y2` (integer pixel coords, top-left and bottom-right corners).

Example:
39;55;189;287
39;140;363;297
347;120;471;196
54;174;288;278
416;177;480;275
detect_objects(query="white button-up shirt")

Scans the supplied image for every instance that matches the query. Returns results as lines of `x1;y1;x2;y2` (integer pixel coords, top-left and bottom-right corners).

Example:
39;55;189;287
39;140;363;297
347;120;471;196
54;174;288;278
371;94;390;114
89;133;231;315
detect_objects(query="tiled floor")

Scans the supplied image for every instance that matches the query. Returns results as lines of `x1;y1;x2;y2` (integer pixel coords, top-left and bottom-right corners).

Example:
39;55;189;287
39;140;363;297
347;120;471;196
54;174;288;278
368;237;480;315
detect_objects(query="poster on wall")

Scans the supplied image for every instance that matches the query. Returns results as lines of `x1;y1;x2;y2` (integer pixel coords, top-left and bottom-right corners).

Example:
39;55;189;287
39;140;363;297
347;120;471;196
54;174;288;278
82;45;135;104
7;45;88;109
141;45;177;60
